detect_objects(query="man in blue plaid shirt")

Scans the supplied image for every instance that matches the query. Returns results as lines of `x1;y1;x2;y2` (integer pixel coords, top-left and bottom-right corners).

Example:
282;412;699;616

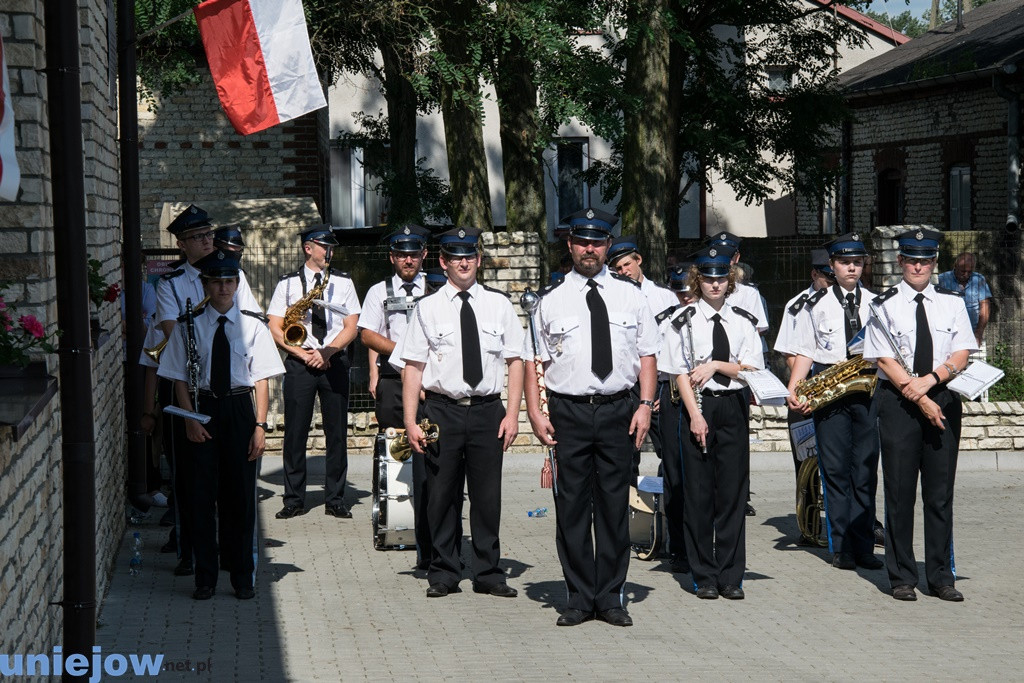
937;252;991;346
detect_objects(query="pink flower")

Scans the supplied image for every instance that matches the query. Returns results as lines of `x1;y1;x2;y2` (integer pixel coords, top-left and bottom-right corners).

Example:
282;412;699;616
104;283;121;303
0;298;6;310
1;310;11;332
19;315;45;339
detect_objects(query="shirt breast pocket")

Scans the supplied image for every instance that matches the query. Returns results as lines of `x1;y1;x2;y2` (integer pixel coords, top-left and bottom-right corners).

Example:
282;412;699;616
932;322;956;355
480;324;504;355
429;325;456;356
546;317;579;357
230;347;251;383
608;312;637;357
815;321;838;351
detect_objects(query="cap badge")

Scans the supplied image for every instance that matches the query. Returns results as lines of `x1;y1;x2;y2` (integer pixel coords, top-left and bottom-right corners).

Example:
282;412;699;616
189;207;197;214
709;248;717;257
403;227;411;235
458;228;466;238
852;234;861;241
216;251;225;260
916;231;924;240
586;209;595;219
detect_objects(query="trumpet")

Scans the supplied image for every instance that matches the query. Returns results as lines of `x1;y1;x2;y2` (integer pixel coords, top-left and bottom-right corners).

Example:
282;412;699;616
143;294;210;362
385;419;440;462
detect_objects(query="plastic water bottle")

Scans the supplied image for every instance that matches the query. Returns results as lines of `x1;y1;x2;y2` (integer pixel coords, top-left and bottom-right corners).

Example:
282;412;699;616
128;532;143;576
527;507;548;518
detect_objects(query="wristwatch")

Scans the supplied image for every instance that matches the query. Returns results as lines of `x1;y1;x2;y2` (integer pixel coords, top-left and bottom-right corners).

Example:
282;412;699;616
255;422;270;432
639;399;655;409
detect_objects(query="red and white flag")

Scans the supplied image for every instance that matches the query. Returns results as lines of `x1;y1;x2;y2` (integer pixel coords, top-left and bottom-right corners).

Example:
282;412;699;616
194;0;327;136
0;34;21;202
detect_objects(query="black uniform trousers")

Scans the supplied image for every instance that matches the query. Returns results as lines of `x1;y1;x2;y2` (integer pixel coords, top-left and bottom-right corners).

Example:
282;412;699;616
657;381;687;560
422;395;505;588
160;377;193;564
813;391;880;556
549;393;633;612
376;373;435;565
680;390;749;590
876;381;962;590
282;354;349;508
191;392;259;591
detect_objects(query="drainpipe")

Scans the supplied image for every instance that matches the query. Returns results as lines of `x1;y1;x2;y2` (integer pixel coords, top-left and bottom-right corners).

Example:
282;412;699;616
119;0;147;508
840;119;853;232
43;0;98;677
993;72;1020;231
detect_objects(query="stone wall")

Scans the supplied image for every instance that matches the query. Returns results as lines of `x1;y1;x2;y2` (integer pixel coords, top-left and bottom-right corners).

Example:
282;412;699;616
1;0;126;658
137;73;326;244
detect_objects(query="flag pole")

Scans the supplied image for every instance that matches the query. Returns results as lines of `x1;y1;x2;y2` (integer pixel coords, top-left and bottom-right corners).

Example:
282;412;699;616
137;7;195;41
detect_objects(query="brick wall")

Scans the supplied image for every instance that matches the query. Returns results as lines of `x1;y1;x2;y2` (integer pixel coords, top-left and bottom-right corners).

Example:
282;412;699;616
137;73;326;245
1;0;126;659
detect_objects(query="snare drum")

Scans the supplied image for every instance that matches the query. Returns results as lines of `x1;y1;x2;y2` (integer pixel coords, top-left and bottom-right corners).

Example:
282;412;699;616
372;432;417;550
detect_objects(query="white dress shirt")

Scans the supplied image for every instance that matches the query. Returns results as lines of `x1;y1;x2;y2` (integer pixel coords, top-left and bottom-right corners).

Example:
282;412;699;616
267;266;362;350
395;281;524;398
529;267;659;395
792;284;877;364
640;277;680;318
155;261;261;324
358;272;426;342
863;280;977;381
658;299;764;392
774;285;815;356
727;282;769;332
157;304;284;390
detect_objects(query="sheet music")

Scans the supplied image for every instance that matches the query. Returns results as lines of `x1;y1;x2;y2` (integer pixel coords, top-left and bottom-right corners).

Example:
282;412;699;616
948;360;1004;400
739;369;790;406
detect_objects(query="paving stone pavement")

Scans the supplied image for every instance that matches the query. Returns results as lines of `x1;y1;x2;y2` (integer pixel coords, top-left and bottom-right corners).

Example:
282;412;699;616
97;453;1024;682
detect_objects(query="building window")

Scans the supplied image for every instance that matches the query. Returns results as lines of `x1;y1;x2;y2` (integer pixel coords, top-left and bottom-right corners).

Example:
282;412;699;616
949;164;971;230
554;139;589;220
821;182;838;235
876;168;903;227
329;144;388;229
766;66;793;92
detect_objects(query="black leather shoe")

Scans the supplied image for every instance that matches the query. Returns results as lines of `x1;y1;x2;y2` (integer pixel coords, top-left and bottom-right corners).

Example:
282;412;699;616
325;504;352;519
855;553;883;570
719;585;745;600
932;585;964;602
892;584;917;601
426;583;458;598
192;586;215;600
174;560;194;576
832;553;856;570
235;587;255;600
873;522;885;548
275;505;306;519
596;607;633;627
473;583;517;598
745;503;756;517
556;608;593;626
695;585;719;600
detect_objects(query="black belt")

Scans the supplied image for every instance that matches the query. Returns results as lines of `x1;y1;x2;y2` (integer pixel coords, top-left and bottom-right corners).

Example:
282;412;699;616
549;390;630;404
425;391;500;406
700;388;742;398
199;387;253;399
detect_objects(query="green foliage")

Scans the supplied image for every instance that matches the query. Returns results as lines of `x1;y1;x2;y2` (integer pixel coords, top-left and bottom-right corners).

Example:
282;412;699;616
134;0;205;108
987;342;1024;401
864;9;928;38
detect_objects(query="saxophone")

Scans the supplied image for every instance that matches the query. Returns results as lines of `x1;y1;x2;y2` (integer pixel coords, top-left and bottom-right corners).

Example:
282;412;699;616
283;268;330;347
795;355;877;412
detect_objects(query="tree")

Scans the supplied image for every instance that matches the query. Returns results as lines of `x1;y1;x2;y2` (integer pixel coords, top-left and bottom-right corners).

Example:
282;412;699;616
865;9;928;38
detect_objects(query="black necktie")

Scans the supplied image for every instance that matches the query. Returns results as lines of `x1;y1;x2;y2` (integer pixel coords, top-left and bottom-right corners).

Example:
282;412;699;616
311;272;327;344
913;292;932;376
212;315;231;397
711;313;731;387
844;292;859;351
458;291;483;387
402;283;416;297
586;279;613;380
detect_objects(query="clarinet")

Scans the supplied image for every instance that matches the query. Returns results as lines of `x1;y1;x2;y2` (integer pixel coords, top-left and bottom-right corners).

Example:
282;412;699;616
184;298;201;412
868;301;916;378
683;312;707;454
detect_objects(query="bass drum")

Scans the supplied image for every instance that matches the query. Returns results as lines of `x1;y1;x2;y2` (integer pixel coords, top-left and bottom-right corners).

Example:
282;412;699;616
371;432;417;550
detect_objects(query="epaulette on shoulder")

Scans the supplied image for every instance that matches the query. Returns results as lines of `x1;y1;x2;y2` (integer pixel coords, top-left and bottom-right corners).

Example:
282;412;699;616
935;285;964;298
329;268;352;279
279;270;301;281
875;285;899;304
539;278;565;297
161;269;184;280
241;310;269;324
168;257;186;269
804;288;829;308
611;272;641;287
655;304;680;325
732;306;758;326
788;293;810;316
482;284;511;299
650;281;672;292
671;305;697;330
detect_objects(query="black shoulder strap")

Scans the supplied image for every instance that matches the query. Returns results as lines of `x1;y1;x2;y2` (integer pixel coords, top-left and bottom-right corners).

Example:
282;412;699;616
539;278;565;297
482;284;512;299
804;288;829;308
875;285;899;304
655;304;680;325
161;268;184;281
935;285;965;298
241;309;269;324
671;305;697;330
732;306;758;326
611;272;641;287
279;269;301;281
329;268;352;279
788;293;810;316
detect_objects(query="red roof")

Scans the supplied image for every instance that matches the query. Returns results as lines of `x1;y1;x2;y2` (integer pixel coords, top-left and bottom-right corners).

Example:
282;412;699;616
807;0;911;45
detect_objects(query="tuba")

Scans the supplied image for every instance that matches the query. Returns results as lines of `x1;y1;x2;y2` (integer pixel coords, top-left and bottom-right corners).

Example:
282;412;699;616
385;419;440;462
796;455;828;547
282;268;330;347
795;355;877;412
